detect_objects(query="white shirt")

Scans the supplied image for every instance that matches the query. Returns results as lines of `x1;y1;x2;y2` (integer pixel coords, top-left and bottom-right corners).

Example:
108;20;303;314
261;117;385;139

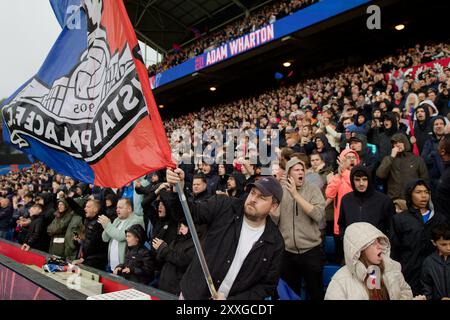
218;219;265;298
109;220;125;270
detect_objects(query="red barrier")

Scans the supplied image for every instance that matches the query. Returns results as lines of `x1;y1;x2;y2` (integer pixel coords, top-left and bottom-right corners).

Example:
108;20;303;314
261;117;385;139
0;241;46;267
0;240;161;298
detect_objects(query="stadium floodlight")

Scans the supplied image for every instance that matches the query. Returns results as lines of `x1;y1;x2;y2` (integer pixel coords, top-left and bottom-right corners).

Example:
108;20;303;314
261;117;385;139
209;86;217;92
283;62;292;67
395;24;405;31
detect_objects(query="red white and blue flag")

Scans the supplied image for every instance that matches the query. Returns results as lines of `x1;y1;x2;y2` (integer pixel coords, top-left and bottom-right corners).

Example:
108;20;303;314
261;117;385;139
1;0;174;187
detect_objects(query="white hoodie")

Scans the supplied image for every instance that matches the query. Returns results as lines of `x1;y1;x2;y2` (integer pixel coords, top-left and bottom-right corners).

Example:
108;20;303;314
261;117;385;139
325;222;413;300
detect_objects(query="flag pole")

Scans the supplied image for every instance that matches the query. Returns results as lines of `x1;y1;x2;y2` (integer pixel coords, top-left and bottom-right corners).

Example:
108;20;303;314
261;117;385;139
174;182;218;298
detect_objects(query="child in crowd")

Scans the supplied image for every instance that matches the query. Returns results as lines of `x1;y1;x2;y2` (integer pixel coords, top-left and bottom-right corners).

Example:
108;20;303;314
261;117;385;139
421;222;450;300
113;224;155;285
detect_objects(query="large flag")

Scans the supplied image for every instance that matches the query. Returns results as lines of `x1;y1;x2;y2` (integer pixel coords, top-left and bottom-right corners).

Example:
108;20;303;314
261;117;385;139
1;0;174;187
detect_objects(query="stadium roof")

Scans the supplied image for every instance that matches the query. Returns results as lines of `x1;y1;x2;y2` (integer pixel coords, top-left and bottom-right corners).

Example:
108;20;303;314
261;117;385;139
145;0;447;119
124;0;275;53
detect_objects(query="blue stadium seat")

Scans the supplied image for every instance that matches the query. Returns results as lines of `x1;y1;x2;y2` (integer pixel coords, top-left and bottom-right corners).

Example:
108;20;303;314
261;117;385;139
277;278;301;300
323;264;340;288
324;236;335;262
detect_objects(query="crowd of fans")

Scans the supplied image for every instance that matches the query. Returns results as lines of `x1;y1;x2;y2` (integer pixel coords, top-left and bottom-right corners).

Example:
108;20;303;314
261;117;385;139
1;40;450;300
147;0;318;77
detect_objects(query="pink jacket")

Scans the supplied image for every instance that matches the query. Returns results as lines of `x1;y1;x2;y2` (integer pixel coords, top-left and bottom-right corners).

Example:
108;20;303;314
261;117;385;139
325;149;360;235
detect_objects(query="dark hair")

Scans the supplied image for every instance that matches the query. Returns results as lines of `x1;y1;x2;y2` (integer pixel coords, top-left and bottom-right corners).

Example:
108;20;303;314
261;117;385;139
342;117;354;123
193;174;207;184
413;180;431;192
31;203;43;211
431;222;450;241
310;150;324;161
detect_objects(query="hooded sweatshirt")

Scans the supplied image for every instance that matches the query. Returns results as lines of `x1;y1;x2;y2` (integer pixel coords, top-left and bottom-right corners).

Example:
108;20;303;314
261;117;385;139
421;116;446;191
413;104;432;154
277;158;325;254
157;225;195;295
227;171;247;200
421;250;450;300
351;133;379;175
338;166;395;236
325;222;413;300
39;192;55;227
315;133;338;170
376;133;429;199
378;112;400;159
325;149;360;235
47;199;77;258
434;159;450;222
390;179;447;295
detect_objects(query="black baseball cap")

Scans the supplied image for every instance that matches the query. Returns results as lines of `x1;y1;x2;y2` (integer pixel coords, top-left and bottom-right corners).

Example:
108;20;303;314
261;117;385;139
246;176;283;203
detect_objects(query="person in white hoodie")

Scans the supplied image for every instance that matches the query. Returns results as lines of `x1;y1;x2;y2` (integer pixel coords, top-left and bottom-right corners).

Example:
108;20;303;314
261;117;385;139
325;222;414;300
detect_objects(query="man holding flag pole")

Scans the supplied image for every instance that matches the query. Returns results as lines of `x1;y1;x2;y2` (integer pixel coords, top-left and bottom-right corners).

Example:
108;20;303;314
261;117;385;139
166;168;285;300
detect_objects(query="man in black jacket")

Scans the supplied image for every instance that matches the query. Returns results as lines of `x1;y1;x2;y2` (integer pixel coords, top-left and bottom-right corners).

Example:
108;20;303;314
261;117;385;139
166;168;284;300
434;134;450;222
390;179;448;295
349;134;379;176
35;192;55;227
339;165;395;237
0;196;13;239
21;204;50;252
224;172;248;200
72;199;108;270
190;174;211;203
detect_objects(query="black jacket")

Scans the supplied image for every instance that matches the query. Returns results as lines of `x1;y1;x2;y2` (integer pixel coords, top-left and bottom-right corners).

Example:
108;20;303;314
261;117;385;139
433;161;450;222
390;180;447;295
315;133;338;170
39;192;55;227
421;251;450;300
413;105;432;154
0;204;13;231
117;245;155;284
151;190;180;245
168;193;285;300
227;172;249;201
23;214;50;252
339;166;394;236
377;112;399;159
203;168;220;195
81;216;108;270
421;117;446;192
157;233;195;295
352;133;379;176
216;175;229;193
189;189;211;204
